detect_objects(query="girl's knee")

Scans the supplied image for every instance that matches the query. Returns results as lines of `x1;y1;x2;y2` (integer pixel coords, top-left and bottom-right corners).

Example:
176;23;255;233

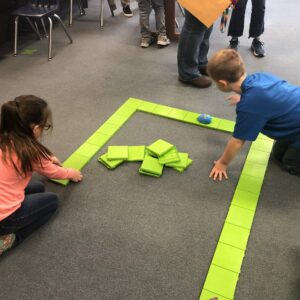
47;193;59;212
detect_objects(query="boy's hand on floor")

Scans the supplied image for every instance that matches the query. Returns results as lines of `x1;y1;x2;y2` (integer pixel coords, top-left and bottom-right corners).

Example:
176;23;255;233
227;94;241;106
70;170;83;182
209;160;228;181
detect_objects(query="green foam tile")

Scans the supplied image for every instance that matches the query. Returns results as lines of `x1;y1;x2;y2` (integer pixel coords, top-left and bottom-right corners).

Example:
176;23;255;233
85;132;111;148
219;223;250;250
62;153;90;170
98;153;124;169
137;101;158;113
125;98;144;108
251;139;274;153
236;174;263;195
105;114;128;126
128;146;145;161
74;143;100;158
107;146;129;160
217;119;235;133
203;265;239;299
173;158;193;173
231;189;259;211
226;204;255;230
139;154;164;177
158;148;179;164
152;105;173;117
183;111;202;125
167;108;188;121
257;133;273;141
212;242;244;274
96;123;120;136
218;119;235;133
146;139;175;157
246;149;270;165
165;152;189;168
51;178;69;186
114;105;136;118
242;161;268;179
199;289;230;300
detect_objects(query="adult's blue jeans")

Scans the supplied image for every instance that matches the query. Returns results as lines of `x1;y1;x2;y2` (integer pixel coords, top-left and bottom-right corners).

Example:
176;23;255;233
0;181;58;246
177;10;213;81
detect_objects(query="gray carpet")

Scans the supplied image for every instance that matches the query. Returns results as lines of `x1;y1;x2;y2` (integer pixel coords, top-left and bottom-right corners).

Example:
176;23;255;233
0;1;299;299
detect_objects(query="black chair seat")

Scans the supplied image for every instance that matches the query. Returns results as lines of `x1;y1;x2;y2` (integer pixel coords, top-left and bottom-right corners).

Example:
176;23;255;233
12;3;58;18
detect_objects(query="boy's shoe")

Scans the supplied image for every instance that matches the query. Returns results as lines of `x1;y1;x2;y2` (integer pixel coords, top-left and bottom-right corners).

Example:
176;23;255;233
157;34;171;47
179;76;212;88
229;37;239;51
251;38;265;57
140;37;152;48
0;234;16;256
123;5;133;17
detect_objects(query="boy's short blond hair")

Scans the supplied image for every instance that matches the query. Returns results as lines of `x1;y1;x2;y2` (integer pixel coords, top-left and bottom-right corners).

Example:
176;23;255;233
207;49;246;83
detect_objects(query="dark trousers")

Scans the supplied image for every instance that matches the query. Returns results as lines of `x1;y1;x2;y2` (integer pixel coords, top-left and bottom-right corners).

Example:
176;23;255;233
177;10;213;81
272;140;300;176
0;181;58;246
228;0;265;38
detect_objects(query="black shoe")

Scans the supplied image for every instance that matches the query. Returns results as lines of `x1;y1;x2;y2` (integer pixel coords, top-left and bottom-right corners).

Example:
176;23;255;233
251;38;265;57
229;37;239;51
123;5;133;17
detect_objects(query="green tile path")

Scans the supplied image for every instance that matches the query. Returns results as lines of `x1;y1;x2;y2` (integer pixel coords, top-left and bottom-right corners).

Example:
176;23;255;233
51;98;273;299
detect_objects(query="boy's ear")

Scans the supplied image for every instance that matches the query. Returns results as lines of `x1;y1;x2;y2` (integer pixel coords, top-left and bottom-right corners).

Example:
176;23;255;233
218;80;229;89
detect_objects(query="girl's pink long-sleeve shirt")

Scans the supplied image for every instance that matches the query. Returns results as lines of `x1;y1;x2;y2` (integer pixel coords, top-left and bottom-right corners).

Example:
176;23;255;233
0;150;77;221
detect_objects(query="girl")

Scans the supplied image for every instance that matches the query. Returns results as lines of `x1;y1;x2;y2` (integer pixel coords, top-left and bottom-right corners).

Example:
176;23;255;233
0;95;82;256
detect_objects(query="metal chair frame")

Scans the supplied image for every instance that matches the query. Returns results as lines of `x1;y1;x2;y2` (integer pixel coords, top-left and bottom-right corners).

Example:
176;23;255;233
13;0;73;61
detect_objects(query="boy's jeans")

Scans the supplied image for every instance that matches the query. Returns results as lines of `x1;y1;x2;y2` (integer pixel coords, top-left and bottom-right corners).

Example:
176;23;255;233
0;181;58;246
177;10;213;81
137;0;166;37
272;140;300;176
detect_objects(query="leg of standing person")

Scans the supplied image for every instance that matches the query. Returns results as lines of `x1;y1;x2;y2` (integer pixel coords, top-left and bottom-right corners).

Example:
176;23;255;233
151;0;170;46
249;0;266;57
0;181;59;248
137;0;152;48
227;0;248;50
272;140;300;175
121;0;133;17
177;9;212;88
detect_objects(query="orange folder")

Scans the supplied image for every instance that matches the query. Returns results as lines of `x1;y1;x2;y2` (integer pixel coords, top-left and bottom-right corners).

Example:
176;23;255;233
177;0;231;27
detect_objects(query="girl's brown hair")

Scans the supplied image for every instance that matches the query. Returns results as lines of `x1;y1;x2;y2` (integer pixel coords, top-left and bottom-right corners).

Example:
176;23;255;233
0;95;53;176
207;49;246;83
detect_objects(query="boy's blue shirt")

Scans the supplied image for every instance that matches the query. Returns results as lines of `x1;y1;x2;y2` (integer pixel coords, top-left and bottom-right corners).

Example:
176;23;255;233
233;72;300;148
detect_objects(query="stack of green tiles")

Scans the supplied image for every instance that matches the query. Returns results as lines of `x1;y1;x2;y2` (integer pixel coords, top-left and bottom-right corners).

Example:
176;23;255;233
98;139;193;177
98;145;146;169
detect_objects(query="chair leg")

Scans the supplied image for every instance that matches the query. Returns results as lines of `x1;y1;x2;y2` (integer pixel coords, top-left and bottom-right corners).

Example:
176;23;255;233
176;0;185;17
53;14;73;44
100;0;104;29
48;17;53;60
41;18;48;38
25;17;42;39
69;0;73;25
108;0;114;17
14;16;19;56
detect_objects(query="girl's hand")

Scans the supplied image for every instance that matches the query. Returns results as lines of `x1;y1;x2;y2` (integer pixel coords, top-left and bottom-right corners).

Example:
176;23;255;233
51;156;62;166
227;94;241;106
70;169;83;182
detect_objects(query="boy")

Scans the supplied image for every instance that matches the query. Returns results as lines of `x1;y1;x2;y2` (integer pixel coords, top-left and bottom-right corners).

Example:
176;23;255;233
137;0;170;48
206;49;300;180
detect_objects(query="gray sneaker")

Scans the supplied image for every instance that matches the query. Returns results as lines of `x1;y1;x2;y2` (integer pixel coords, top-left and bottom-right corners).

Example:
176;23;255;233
157;34;170;46
140;37;151;48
